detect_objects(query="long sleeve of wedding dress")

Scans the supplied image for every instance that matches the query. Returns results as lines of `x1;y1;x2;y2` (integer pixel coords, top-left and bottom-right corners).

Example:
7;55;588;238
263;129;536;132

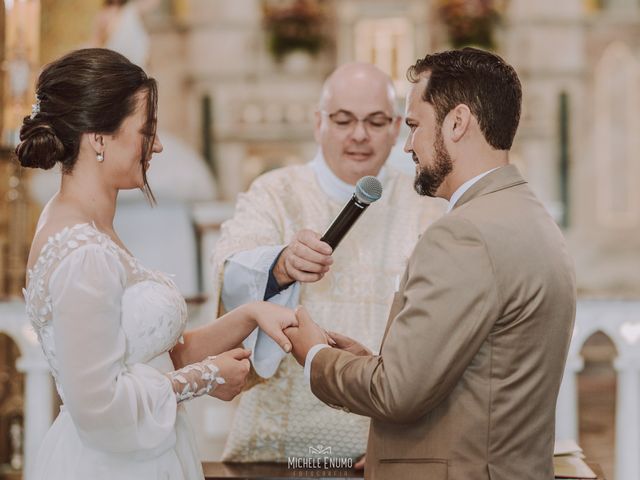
50;244;180;453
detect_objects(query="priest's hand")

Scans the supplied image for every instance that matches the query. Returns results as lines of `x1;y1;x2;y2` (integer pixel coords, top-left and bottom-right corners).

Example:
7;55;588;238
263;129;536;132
273;229;333;286
326;331;373;357
284;306;330;366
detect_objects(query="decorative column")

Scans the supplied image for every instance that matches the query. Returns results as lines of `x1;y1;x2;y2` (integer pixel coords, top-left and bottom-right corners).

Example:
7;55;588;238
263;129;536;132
614;355;640;479
16;356;53;480
556;355;583;441
192;202;235;300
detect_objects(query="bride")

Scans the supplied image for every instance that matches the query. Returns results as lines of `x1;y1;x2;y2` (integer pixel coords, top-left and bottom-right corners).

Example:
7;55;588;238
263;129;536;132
19;48;296;479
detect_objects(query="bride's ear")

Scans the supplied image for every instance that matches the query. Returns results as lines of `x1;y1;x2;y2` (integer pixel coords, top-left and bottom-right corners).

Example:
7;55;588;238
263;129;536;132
86;132;104;150
85;133;105;159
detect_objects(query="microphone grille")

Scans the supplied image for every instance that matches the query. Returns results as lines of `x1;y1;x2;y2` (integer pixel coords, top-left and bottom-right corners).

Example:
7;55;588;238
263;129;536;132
355;176;383;204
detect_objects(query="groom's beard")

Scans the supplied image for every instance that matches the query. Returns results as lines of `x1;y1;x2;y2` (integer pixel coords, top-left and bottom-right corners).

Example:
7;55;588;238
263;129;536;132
413;131;453;197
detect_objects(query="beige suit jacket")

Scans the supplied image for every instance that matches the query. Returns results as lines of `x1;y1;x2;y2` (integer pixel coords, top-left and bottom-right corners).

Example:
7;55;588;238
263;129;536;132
310;165;576;480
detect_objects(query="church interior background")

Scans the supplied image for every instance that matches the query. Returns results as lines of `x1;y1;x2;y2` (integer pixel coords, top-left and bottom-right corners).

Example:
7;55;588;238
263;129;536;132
1;0;639;479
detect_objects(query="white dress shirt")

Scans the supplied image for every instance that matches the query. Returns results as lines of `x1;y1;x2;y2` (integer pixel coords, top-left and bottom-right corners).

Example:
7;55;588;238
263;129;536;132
446;167;499;213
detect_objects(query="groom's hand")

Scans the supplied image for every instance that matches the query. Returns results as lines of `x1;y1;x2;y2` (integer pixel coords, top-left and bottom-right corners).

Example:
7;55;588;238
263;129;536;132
284;306;329;366
326;331;373;357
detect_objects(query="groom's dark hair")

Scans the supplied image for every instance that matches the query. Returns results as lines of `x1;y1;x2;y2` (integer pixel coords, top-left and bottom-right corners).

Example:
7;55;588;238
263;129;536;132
407;47;522;150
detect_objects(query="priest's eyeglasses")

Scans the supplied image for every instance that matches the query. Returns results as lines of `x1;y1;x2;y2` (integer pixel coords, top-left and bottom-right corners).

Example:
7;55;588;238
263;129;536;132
321;110;395;134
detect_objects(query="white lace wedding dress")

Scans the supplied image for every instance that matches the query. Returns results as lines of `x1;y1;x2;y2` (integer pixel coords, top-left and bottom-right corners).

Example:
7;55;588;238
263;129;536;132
23;223;205;479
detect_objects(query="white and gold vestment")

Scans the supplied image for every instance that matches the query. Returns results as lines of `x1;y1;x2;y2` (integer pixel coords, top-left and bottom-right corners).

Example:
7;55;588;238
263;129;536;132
212;156;444;462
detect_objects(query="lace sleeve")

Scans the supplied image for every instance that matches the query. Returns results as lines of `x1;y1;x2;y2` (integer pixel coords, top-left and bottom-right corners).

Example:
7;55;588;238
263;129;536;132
165;356;226;403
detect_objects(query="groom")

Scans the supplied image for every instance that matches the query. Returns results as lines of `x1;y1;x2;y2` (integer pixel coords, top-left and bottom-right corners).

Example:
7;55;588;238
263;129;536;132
284;48;576;480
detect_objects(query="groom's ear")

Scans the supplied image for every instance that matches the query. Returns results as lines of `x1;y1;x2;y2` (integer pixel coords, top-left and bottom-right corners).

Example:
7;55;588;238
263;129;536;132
447;104;472;143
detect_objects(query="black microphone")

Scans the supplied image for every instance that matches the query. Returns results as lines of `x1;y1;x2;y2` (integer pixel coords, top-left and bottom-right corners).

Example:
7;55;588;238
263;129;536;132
320;176;383;250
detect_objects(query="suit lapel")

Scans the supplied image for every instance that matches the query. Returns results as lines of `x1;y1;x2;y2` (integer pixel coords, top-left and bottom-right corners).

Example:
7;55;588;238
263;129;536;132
453;164;527;211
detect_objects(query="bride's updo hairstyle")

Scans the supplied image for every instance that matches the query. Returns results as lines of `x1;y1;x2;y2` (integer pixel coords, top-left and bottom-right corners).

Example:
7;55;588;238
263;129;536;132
15;48;158;199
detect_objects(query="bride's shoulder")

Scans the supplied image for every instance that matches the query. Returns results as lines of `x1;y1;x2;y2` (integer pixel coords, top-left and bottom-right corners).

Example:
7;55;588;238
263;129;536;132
27;218;119;277
28;209;88;261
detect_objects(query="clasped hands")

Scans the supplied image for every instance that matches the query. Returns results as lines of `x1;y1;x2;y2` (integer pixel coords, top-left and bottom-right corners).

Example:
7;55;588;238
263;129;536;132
283;306;373;366
269;229;371;362
250;302;372;366
250;301;372;366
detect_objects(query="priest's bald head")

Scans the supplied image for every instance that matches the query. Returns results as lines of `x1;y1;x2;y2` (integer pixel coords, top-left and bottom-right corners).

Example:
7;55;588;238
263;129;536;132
314;63;401;185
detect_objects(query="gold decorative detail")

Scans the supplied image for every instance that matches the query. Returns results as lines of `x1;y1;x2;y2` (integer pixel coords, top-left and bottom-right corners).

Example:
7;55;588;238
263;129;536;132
0;333;25;471
0;150;37;298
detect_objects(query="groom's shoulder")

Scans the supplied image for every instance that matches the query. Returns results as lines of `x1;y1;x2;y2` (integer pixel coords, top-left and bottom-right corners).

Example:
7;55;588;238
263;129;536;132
413;213;488;261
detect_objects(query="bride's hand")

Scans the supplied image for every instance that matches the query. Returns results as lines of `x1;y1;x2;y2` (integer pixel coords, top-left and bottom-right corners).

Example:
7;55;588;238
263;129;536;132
247;302;298;353
207;348;251;401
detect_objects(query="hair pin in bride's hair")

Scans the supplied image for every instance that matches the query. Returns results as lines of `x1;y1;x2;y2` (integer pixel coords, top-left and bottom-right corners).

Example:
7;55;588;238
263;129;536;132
30;94;41;120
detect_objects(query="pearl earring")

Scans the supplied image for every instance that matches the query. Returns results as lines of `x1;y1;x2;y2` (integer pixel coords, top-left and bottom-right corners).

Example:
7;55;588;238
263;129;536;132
97;152;104;162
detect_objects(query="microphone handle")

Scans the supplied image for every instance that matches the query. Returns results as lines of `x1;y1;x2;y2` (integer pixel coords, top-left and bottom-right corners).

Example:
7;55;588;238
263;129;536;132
321;195;369;250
